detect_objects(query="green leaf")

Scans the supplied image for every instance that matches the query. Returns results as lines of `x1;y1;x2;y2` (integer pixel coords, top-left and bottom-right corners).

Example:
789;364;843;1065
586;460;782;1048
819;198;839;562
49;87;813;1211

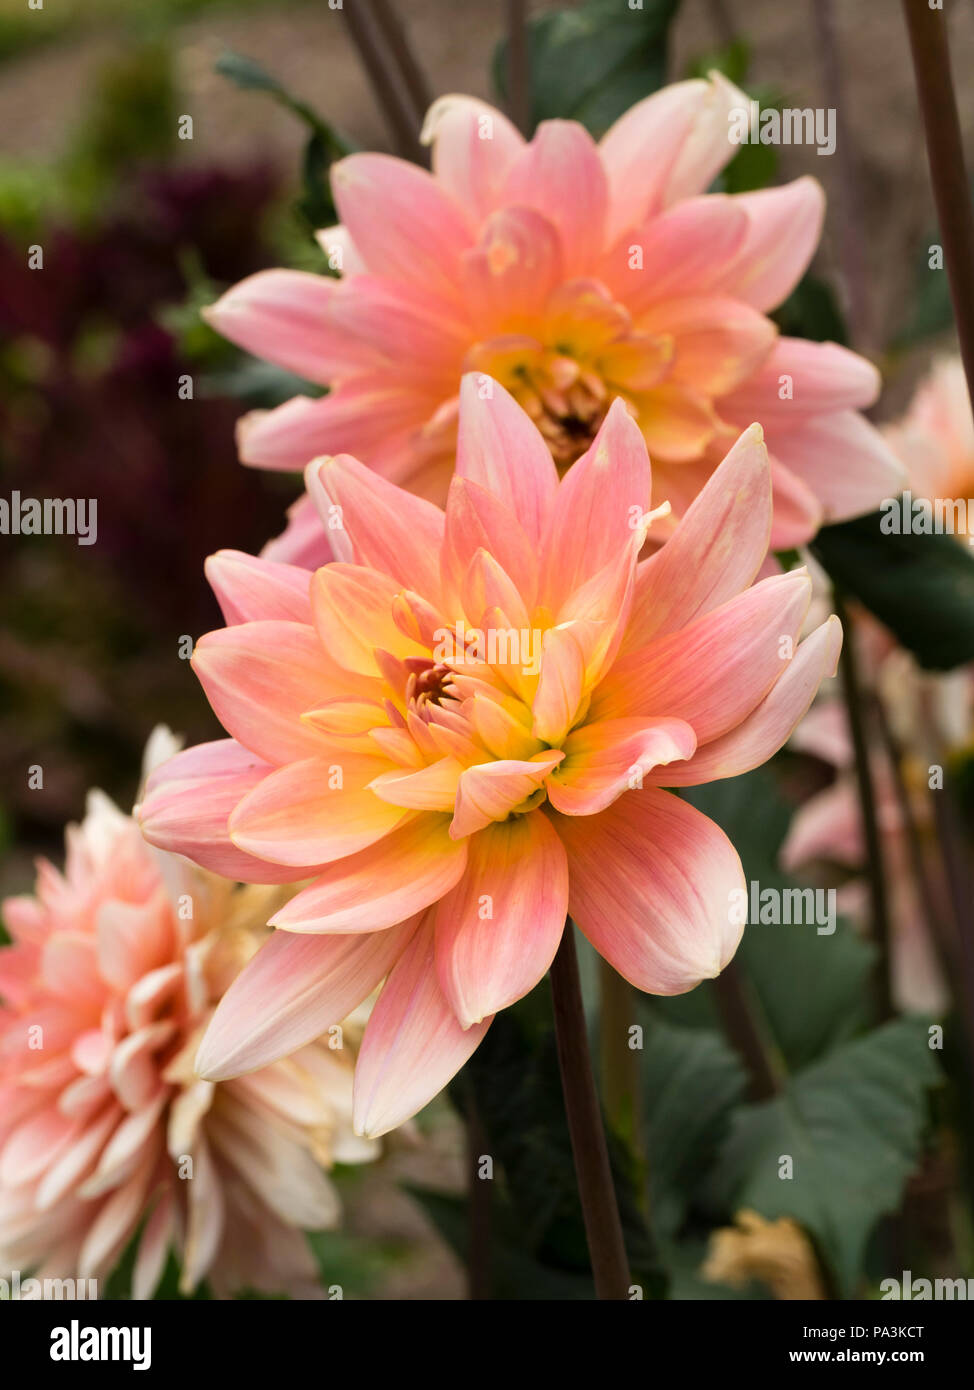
215;49;347;229
813;513;974;671
640;1015;746;1237
493;0;681;137
772;272;849;346
672;769;876;1070
701;1018;940;1296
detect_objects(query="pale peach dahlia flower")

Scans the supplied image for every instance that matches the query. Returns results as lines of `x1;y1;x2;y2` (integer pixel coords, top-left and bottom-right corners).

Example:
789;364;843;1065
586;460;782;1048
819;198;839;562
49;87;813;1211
0;731;376;1298
205;78;902;566
140;377;842;1138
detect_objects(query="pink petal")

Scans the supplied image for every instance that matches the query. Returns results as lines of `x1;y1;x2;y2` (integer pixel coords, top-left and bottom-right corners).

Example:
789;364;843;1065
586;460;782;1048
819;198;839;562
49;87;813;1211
97;892;173;994
541;398;651;609
197;918;420;1080
331;153;475;296
625;423;772;648
714;178;825;311
501;120;609;272
139;739;310;884
192;620;348;766
434;813;568;1026
594;570;812;740
600;79;725;242
229;754;407;867
203;269;380;383
455;374;559;545
353;917;493;1137
421;95;525;217
451;753;564;839
460;207;564;329
443;476;538;611
261;490;338;570
780;778;863;872
237;380;426;474
640;295;777;396
311;563;426;677
767;411;907;524
601;196;748;313
206;549;313;625
307;453;446;606
548;716;697;815
768;456;825;548
269;814;468;933
658;616;843;785
722;338;880;421
552;788;746;993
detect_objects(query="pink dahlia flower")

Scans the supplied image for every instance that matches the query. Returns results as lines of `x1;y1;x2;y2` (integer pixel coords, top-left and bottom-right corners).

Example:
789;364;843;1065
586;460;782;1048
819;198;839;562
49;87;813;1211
205;78;902;564
140;377;842;1137
0;731;376;1298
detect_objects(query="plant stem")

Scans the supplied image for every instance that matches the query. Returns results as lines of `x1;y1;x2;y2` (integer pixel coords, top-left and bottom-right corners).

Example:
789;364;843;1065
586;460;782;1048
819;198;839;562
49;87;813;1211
810;0;872;347
712;961;780;1101
599;959;645;1150
506;0;531;135
342;0;424;162
371;0;433;127
465;1095;491;1300
550;926;631;1299
902;0;974;413
832;590;895;1019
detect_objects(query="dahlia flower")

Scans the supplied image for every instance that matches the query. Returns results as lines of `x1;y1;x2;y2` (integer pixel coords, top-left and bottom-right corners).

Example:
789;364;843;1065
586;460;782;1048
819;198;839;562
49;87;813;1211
140;376;842;1137
204;77;902;565
0;730;376;1299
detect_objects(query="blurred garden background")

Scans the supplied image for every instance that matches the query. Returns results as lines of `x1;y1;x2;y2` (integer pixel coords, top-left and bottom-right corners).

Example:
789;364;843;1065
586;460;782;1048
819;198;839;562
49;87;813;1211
4;0;974;1299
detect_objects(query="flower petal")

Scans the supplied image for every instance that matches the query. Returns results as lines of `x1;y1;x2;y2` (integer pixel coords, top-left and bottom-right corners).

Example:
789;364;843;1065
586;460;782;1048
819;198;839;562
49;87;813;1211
353;917;493;1137
659;616;843;785
196;918;420;1080
269;814;468;933
138;739;310;883
548;716;697;815
552;788;745;993
625;423;772;648
434;813;568;1026
229;754;407;867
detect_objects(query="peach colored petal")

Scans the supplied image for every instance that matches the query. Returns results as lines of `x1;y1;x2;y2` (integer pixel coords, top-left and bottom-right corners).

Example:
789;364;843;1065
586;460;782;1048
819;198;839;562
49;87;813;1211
269;814;468;933
331;153;475;296
192;621;354;766
553;788;746;993
434;814;568;1026
205;549;313;626
658;617;843;785
229;754;407;867
451;753;564;838
625;423;772;649
594;570;812;740
139;739;311;884
353;917;493;1137
197;918;420;1081
203;269;381;384
548;716;697;815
